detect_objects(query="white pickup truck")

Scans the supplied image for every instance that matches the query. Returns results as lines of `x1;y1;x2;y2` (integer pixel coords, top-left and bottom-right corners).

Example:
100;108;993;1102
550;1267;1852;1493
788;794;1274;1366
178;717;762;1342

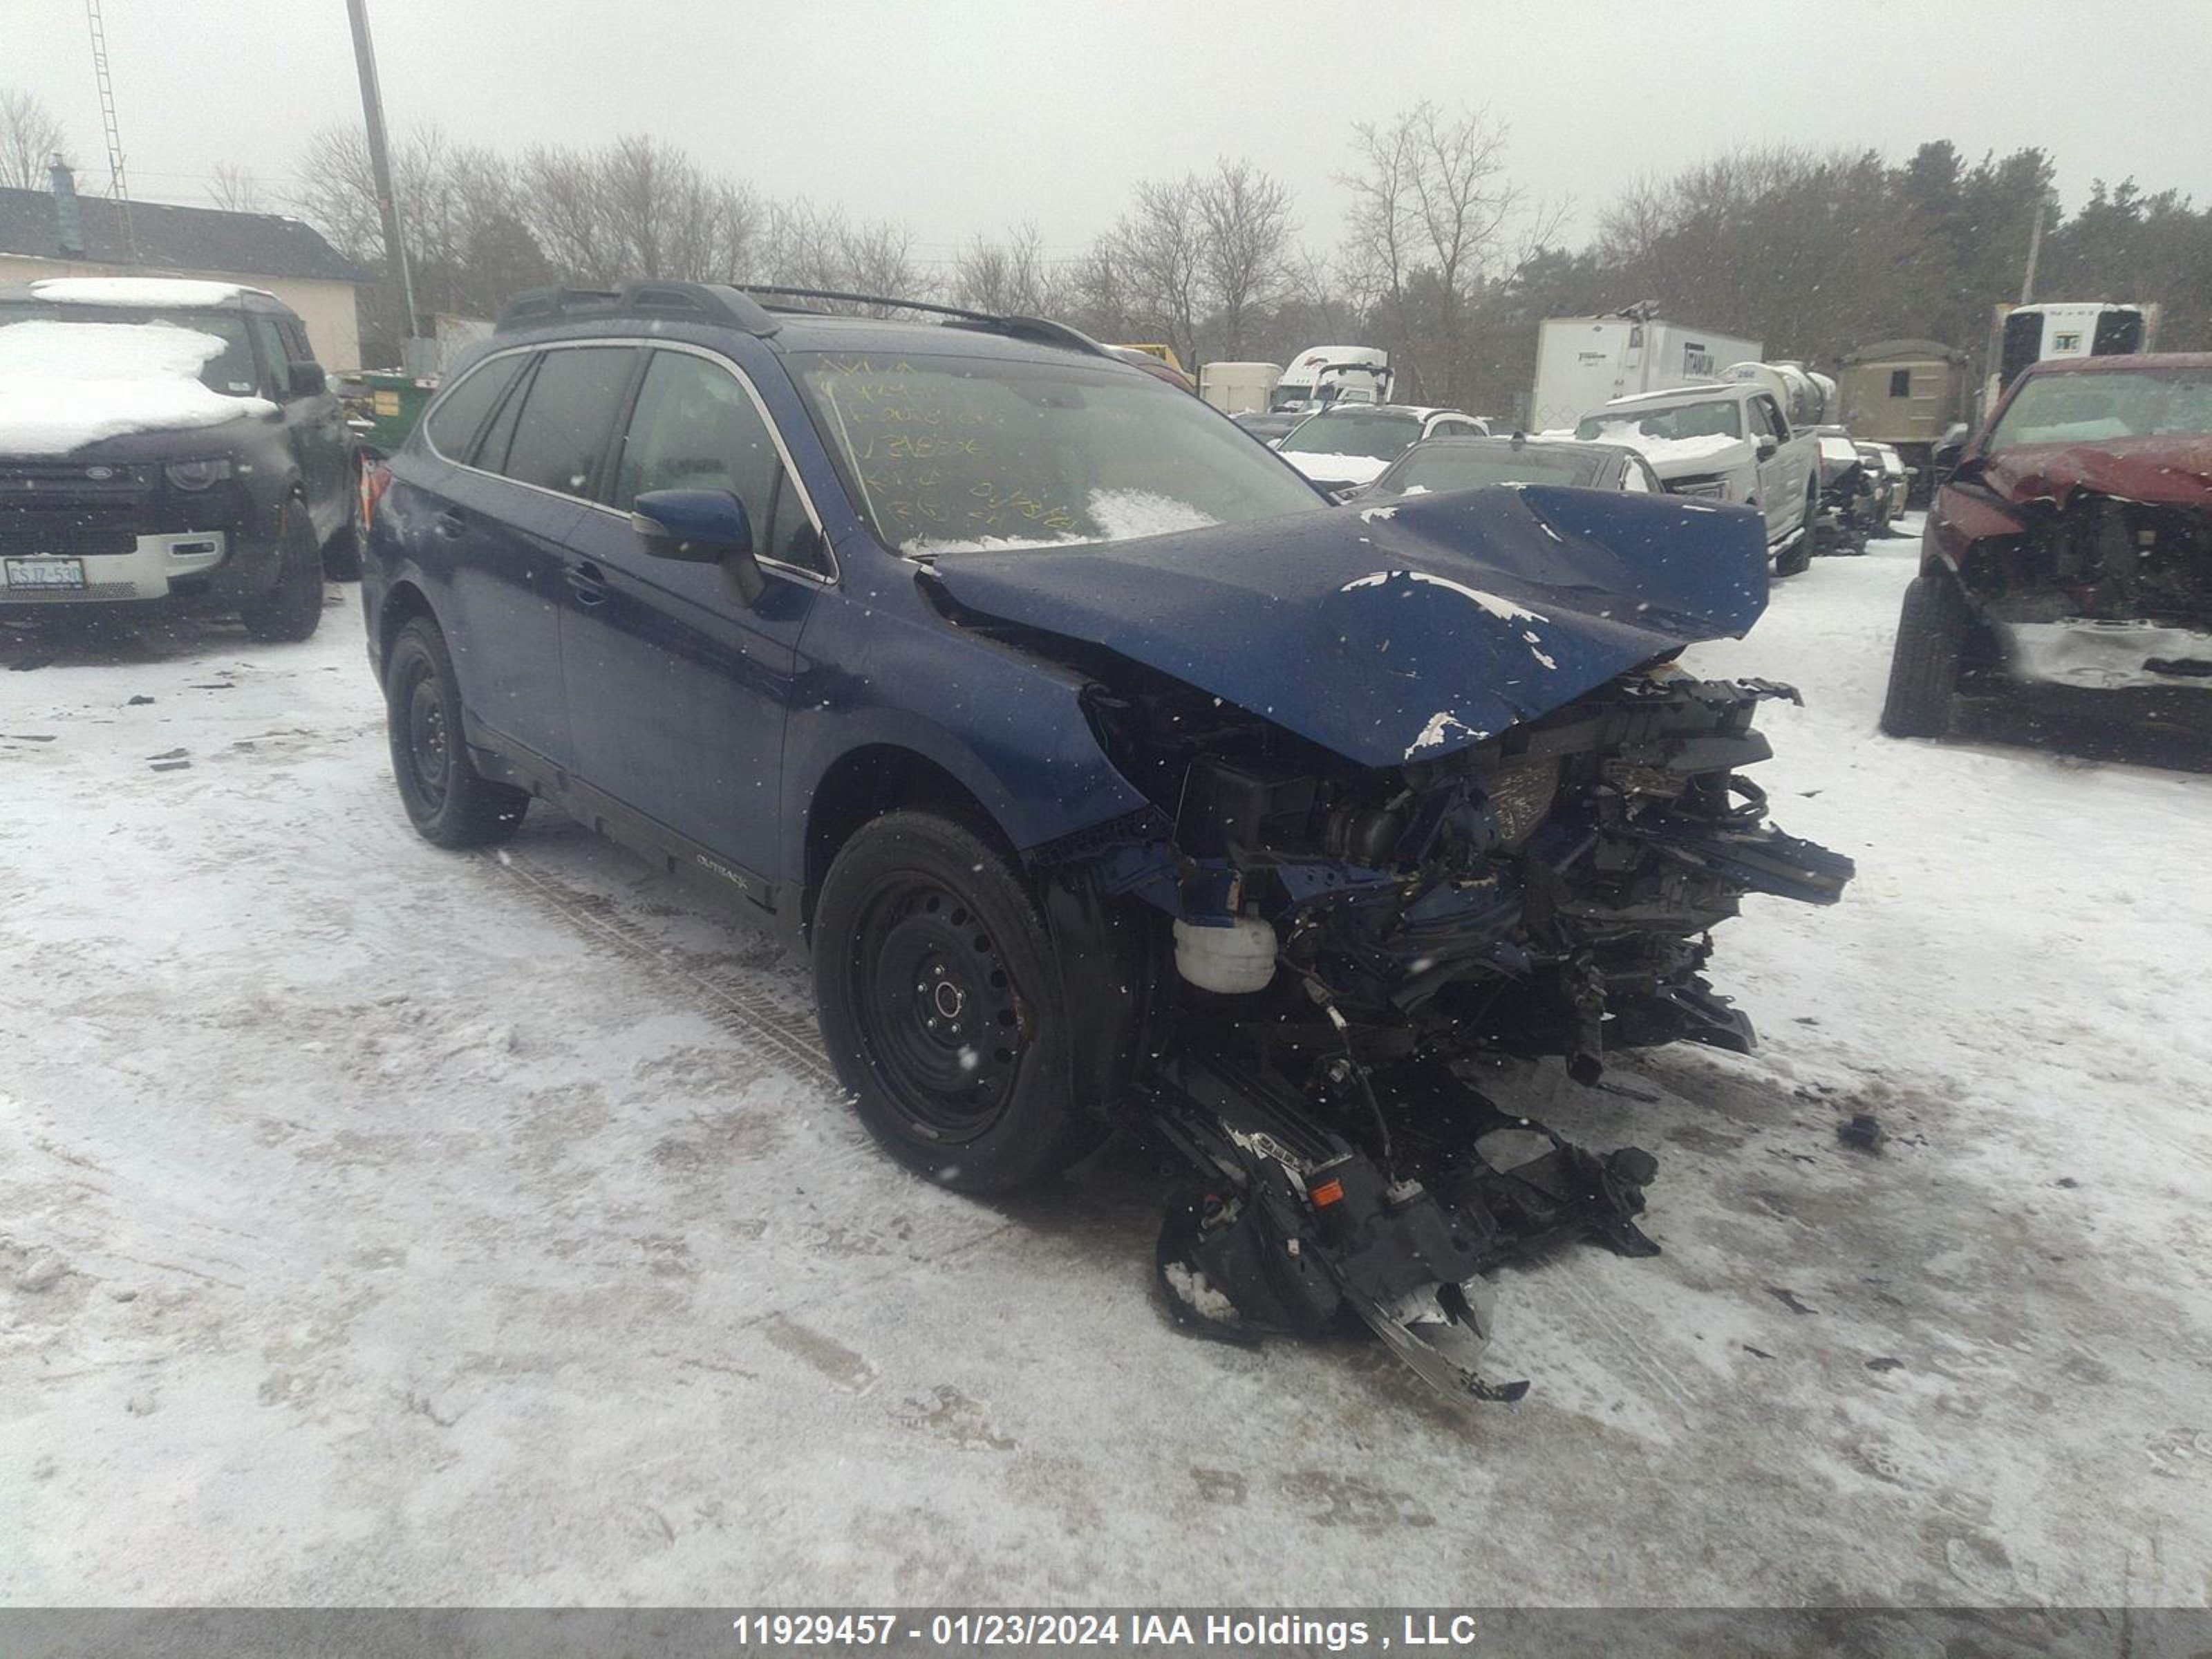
1575;381;1822;574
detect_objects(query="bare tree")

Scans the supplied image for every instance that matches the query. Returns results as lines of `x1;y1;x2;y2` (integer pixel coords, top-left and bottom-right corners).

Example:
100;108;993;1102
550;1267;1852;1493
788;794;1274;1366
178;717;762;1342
290;125;384;263
758;200;921;309
205;161;265;214
951;222;1060;315
516;137;762;288
1;87;73;191
828;214;922;307
1063;236;1138;342
1196;159;1295;359
1594;174;1670;268
520;144;617;286
1340;102;1527;404
1115;174;1207;365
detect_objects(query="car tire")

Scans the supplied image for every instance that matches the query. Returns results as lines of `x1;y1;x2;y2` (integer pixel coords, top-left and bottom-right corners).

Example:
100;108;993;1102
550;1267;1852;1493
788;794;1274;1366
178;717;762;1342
238;497;326;643
383;617;530;847
813;809;1100;1194
1880;572;1970;738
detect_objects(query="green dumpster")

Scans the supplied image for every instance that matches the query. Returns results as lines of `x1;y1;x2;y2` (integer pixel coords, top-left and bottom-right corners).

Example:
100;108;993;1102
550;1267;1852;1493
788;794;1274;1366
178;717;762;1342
344;371;438;456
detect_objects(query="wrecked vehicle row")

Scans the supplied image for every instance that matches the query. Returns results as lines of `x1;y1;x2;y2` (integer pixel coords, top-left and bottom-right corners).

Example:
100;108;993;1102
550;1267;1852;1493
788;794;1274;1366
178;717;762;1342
360;281;1853;1403
1884;353;2212;738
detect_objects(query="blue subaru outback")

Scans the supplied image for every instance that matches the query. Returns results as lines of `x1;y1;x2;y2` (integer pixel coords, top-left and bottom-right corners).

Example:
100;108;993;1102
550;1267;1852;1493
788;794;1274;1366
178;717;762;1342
360;282;1849;1400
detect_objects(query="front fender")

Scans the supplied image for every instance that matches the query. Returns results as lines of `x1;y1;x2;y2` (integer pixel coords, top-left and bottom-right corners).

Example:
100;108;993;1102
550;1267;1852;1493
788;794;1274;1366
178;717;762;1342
780;597;1149;885
1920;482;2029;581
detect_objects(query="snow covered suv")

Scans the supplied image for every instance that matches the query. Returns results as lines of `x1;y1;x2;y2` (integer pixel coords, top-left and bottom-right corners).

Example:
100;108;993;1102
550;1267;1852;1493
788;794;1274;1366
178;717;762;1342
0;278;354;640
362;282;1850;1401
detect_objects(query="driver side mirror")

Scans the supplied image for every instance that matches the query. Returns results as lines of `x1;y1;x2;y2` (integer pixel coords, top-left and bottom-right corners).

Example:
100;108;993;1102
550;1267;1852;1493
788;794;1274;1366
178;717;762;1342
288;361;327;398
1755;435;1778;461
632;488;765;606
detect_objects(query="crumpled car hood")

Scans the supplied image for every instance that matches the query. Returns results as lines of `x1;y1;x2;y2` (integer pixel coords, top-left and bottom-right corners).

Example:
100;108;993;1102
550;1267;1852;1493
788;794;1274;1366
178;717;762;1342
1982;438;2212;510
930;486;1770;767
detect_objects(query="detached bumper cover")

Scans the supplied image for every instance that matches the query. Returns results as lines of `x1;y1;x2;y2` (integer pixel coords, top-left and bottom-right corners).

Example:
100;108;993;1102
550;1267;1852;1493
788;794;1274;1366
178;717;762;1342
1998;619;2212;691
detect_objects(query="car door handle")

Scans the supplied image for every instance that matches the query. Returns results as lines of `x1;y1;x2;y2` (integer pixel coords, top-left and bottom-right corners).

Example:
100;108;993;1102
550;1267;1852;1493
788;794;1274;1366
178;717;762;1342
565;561;608;606
433;508;467;539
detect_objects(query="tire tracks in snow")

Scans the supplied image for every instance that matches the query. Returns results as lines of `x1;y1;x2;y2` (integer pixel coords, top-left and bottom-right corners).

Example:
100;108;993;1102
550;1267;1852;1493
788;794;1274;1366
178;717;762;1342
486;847;843;1098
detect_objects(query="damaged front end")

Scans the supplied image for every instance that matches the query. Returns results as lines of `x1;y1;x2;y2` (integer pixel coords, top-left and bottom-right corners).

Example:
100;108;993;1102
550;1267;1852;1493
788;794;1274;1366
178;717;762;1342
933;487;1854;1400
1948;443;2212;695
1080;663;1849;1398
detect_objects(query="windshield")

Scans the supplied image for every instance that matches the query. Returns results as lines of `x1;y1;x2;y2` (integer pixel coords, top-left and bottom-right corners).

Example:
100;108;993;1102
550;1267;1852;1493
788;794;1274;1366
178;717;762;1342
0;301;260;397
1276;409;1423;460
1380;444;1602;494
794;350;1324;555
1576;398;1742;442
1988;369;2212;448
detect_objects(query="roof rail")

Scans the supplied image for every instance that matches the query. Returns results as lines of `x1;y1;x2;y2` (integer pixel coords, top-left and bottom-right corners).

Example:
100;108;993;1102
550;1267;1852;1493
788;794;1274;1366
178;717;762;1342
495;281;780;337
735;285;1109;359
741;284;998;324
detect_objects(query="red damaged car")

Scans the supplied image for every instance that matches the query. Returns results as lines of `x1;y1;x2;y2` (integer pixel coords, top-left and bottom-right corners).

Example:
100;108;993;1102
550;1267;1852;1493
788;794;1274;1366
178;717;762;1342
1881;353;2212;738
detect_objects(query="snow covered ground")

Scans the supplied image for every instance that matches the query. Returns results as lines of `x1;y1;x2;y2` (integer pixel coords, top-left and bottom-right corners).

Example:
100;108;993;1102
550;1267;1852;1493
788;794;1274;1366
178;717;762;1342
3;526;2210;1606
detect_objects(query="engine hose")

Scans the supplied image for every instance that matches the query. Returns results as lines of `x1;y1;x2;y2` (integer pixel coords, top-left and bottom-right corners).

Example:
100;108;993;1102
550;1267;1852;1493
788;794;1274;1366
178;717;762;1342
1281;956;1395;1163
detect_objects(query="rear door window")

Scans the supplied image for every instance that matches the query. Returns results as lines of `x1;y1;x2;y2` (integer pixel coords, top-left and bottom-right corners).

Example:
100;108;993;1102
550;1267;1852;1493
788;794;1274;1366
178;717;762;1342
500;346;637;498
423;353;527;462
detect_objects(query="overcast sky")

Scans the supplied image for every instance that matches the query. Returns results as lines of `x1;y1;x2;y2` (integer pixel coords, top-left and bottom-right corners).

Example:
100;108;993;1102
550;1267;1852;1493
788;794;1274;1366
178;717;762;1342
12;0;2211;272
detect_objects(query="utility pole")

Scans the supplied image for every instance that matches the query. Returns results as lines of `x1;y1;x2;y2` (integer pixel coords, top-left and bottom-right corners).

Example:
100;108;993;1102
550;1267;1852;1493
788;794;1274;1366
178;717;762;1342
346;0;427;373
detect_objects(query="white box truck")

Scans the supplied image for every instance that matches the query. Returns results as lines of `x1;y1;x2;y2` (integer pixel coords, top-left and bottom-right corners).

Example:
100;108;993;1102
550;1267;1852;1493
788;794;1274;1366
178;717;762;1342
1198;360;1283;415
1530;315;1763;433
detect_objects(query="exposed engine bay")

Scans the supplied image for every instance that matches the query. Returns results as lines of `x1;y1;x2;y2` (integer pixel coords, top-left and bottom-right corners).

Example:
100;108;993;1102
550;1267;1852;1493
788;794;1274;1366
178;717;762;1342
1058;661;1853;1401
1960;491;2212;691
1949;440;2212;695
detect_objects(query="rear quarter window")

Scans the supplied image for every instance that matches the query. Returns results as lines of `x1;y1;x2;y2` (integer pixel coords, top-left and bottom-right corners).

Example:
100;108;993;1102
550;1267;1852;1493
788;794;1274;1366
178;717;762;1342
424;354;528;462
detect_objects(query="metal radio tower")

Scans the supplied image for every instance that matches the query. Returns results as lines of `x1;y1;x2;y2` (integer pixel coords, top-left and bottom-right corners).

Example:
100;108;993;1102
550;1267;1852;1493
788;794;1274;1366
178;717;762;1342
84;0;140;263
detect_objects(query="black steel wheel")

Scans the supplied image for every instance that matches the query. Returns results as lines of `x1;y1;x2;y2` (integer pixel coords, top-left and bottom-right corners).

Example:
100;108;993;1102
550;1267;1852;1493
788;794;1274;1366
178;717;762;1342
813;809;1100;1192
383;617;529;847
852;875;1030;1137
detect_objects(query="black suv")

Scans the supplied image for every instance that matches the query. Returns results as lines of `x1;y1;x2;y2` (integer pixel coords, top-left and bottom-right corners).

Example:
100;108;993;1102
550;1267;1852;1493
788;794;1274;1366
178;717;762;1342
0;277;355;640
360;281;1849;1400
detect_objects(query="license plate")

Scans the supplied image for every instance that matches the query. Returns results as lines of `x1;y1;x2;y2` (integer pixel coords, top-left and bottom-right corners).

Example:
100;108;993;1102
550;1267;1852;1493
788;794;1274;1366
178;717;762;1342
3;556;86;590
